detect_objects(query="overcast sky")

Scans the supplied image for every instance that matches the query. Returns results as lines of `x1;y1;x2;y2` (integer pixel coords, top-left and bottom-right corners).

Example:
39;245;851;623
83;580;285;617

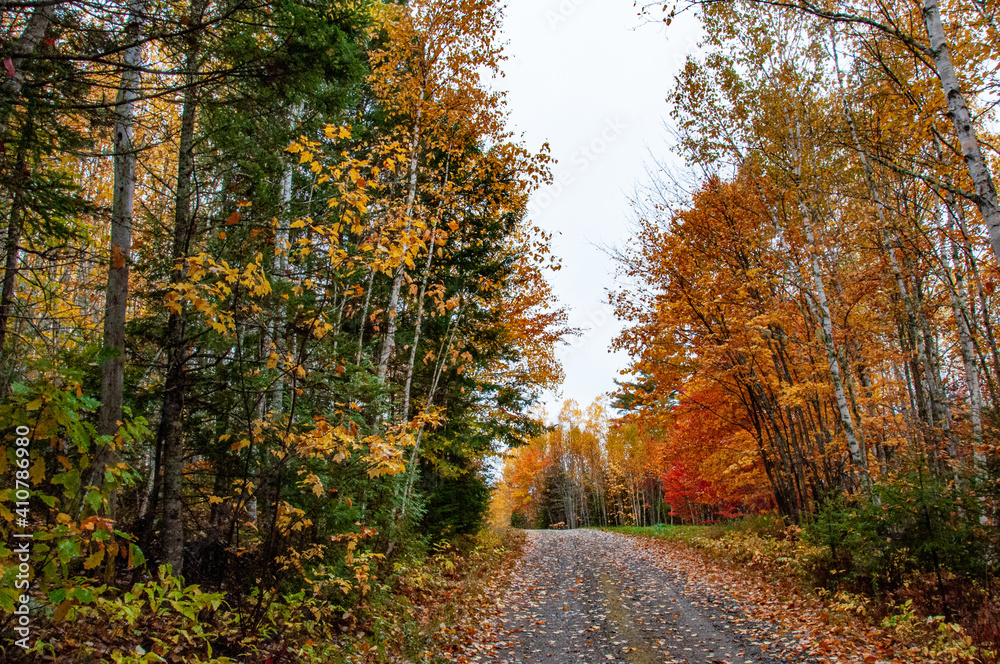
498;0;702;418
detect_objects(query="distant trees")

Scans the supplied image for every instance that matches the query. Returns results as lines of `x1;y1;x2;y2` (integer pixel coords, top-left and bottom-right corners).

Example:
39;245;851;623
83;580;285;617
496;400;683;529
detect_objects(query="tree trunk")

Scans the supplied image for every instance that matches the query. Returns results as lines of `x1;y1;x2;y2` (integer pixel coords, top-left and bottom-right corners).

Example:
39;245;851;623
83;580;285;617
0;3;56;125
940;210;984;452
378;107;423;382
800;203;871;489
402;217;440;421
400;299;463;517
97;0;144;481
0;182;25;365
356;267;375;365
922;0;1000;267
157;0;207;577
951;201;1000;409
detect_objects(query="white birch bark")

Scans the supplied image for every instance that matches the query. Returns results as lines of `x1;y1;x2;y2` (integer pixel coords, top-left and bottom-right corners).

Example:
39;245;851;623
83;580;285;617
830;29;945;435
940;209;986;463
791;116;870;489
922;0;1000;267
399;299;463;517
401;219;437;421
378;106;424;382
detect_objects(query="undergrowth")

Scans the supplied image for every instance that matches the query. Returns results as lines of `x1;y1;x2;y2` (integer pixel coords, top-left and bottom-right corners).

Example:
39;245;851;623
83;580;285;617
3;528;523;664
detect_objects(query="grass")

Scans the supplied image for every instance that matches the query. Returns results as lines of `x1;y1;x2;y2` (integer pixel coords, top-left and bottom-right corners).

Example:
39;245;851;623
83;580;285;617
596;523;719;542
598;515;788;543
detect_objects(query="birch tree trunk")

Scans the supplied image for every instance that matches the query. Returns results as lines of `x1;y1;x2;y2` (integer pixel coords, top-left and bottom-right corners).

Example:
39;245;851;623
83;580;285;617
399;299;463;517
356;267;375;364
952;202;1000;408
829;31;940;436
90;2;145;514
401;219;437;421
940;210;984;449
378;106;423;382
401;159;449;418
800;203;871;488
922;0;1000;267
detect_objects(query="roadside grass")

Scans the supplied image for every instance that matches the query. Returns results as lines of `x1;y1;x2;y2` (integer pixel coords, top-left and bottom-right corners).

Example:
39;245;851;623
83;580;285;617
596;524;716;543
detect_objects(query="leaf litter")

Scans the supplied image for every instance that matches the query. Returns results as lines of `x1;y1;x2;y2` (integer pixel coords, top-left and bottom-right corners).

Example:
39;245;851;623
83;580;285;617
457;529;943;664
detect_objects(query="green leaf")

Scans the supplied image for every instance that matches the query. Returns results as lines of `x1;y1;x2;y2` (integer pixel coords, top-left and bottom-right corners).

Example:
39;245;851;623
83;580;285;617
57;538;80;562
83;489;103;513
52;469;81;495
170;601;198;622
73;587;95;603
128;543;146;569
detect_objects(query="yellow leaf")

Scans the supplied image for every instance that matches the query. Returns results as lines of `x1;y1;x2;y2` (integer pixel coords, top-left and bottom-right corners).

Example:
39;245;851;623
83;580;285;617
84;548;105;570
30;457;46;485
231;439;251;452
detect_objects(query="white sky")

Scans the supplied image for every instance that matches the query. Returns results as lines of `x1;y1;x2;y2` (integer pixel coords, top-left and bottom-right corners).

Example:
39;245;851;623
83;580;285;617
498;0;703;417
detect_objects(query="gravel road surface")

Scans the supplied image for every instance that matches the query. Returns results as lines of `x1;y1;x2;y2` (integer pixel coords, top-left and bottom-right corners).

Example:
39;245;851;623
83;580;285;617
487;530;815;664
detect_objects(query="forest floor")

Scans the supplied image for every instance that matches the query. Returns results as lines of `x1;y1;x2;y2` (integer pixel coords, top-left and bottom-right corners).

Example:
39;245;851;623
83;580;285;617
455;529;958;664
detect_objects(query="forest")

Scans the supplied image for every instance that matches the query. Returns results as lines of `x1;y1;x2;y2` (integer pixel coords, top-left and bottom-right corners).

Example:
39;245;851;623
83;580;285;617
0;0;571;660
4;0;1000;661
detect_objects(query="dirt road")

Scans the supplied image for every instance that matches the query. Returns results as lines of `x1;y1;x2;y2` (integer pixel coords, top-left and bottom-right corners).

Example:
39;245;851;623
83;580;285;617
486;530;814;664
